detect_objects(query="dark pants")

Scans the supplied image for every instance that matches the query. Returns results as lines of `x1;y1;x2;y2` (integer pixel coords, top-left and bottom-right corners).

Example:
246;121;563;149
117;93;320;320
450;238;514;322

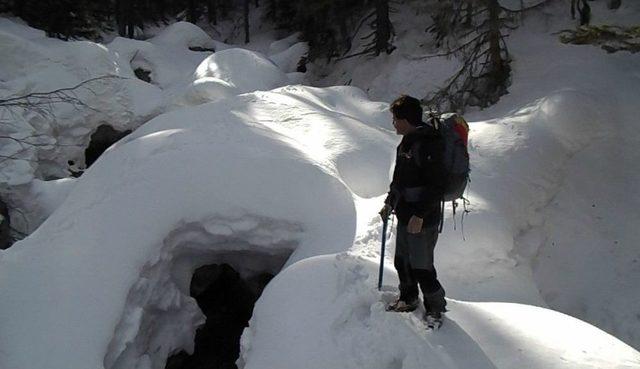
394;223;446;313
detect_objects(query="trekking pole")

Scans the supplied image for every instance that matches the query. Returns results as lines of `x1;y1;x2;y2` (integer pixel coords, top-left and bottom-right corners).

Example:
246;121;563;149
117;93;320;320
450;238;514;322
378;215;389;291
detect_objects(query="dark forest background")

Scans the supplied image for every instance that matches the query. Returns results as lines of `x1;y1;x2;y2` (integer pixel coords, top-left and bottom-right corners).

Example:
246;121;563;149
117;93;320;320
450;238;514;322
0;0;624;111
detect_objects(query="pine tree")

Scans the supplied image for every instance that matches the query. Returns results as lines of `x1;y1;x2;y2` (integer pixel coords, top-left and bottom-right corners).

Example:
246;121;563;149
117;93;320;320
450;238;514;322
422;0;533;112
373;0;393;55
244;0;250;43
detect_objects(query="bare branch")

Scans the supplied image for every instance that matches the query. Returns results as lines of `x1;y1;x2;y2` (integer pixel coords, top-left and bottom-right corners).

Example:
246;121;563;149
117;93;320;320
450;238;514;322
0;75;123;106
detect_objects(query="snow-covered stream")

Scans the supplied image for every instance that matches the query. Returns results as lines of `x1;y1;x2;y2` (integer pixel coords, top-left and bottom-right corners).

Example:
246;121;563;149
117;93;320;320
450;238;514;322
1;2;639;368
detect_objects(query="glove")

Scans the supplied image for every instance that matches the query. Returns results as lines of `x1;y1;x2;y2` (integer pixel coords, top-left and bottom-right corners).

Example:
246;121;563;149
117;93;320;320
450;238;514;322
379;204;392;220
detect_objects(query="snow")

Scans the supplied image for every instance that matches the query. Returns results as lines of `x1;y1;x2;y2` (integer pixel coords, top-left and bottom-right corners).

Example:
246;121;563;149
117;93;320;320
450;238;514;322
5;178;78;232
241;254;639;369
268;33;303;54
0;84;397;369
148;21;222;51
268;42;309;73
0;18;302;233
192;49;289;94
1;5;640;369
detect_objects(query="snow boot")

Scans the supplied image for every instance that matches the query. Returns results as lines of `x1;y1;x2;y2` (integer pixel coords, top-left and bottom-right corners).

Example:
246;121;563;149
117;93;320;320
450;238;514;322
424;311;444;330
386;297;419;312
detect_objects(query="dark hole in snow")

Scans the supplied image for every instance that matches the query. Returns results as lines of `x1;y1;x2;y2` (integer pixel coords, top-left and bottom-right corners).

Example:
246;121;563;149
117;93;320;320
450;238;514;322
0;198;11;250
296;56;307;73
189;46;215;53
85;125;132;168
134;67;152;83
165;263;274;369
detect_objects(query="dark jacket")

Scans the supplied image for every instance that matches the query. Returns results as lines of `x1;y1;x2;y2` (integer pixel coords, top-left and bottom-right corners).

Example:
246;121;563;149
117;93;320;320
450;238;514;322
385;122;446;227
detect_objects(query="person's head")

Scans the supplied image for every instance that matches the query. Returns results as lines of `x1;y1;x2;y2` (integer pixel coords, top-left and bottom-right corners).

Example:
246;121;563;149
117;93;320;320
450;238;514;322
390;95;423;135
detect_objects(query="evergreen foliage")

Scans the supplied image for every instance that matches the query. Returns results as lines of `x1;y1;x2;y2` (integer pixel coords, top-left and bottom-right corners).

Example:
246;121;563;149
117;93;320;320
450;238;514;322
559;25;640;54
423;0;522;112
2;0;596;111
3;0;111;40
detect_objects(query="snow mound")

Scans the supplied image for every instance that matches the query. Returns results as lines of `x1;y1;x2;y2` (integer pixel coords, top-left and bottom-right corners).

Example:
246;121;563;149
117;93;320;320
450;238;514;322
0;28;144;186
242;85;396;197
108;36;205;89
268;33;302;54
149;21;216;50
169;76;237;107
269;41;308;73
0;86;394;369
0;29;48;82
0;18;297;234
241;253;640;369
0;17;46;40
194;48;290;94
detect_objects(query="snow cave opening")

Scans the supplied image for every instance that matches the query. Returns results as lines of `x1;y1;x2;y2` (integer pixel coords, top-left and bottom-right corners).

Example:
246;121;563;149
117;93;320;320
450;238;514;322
85;124;132;168
165;254;290;369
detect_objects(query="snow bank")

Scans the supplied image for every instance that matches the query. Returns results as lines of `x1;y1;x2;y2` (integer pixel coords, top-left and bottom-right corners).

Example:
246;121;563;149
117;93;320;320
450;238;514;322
455;7;640;348
0;18;303;234
0;86;393;369
193;49;290;94
4;178;78;232
241;253;640;369
326;0;640;349
149;21;218;50
0;20;160;187
269;42;308;73
268;33;302;54
108;36;207;89
2;4;640;369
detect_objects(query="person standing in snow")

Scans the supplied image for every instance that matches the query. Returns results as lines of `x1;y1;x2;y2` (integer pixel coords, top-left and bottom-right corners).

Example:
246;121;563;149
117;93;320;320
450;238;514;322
380;95;447;329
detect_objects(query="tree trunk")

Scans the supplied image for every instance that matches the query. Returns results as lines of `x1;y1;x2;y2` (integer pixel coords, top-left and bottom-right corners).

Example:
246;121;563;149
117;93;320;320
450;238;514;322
116;0;126;36
208;0;217;24
578;0;591;26
244;0;250;44
375;0;391;55
221;0;228;18
187;0;197;23
126;0;135;39
0;198;11;250
486;0;504;81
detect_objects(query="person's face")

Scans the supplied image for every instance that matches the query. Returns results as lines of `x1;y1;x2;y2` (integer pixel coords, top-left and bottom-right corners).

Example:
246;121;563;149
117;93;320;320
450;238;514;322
392;114;412;135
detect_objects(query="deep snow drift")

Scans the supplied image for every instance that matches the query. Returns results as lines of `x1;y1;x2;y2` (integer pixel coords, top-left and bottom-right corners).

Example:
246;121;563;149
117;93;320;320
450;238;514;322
1;4;640;369
310;0;640;352
0;19;303;234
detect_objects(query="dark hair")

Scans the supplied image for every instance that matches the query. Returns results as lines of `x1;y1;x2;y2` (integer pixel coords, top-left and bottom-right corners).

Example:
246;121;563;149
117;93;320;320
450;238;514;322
390;95;423;126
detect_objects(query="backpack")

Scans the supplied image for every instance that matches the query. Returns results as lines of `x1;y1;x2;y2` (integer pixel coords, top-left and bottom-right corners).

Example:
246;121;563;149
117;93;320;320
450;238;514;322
433;112;470;202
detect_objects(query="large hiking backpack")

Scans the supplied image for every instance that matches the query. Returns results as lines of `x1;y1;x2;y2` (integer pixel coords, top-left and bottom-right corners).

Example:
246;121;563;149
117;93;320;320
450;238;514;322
434;113;470;202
